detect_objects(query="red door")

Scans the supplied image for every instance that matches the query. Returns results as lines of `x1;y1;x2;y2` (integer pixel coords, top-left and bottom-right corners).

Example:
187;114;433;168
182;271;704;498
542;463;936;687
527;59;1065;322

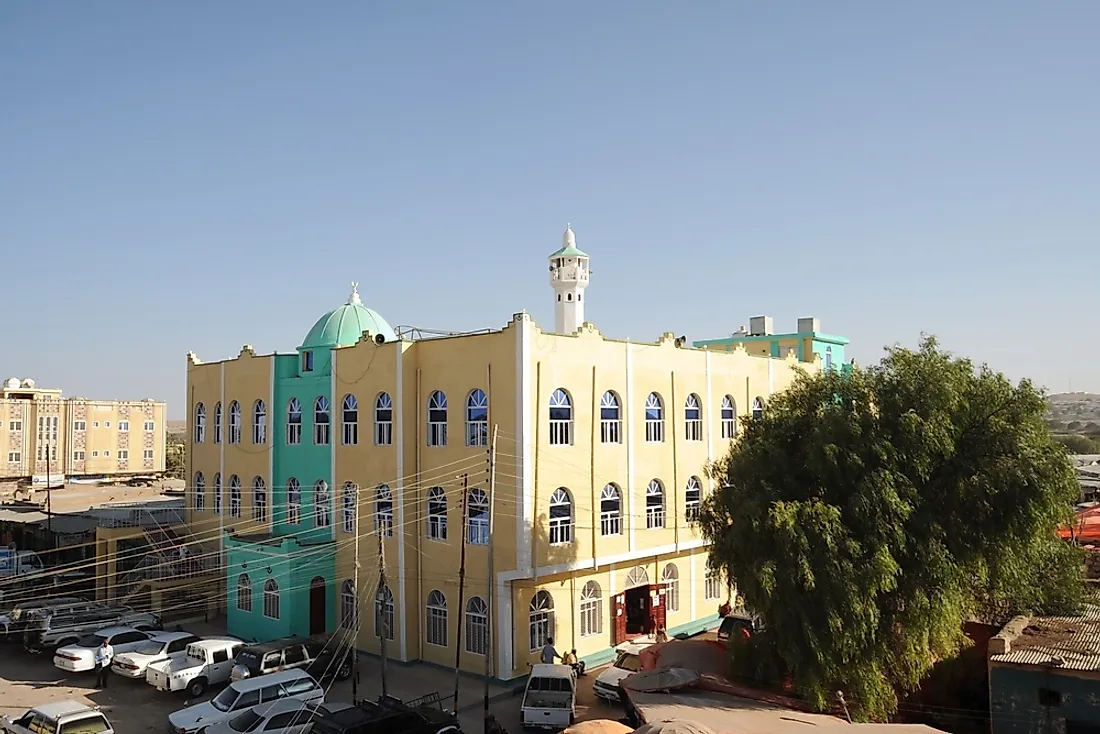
651;586;667;633
613;594;627;645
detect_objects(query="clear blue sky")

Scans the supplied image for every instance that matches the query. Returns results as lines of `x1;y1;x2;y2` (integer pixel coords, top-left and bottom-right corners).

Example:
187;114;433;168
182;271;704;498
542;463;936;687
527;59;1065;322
2;1;1097;417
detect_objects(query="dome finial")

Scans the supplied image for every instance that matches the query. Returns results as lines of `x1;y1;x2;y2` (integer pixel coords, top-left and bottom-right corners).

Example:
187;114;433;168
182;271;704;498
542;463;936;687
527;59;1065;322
563;224;575;248
348;281;361;305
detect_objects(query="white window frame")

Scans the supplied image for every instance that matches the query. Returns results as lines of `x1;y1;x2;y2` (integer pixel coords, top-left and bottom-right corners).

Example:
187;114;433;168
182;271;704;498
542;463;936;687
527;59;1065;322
685;394;702;441
426;590;448;647
342;395;358;446
194;404;205;443
426;486;447;540
228;401;242;444
263;579;280;619
287;478;301;524
315;481;331;528
579;581;602;637
340;580;357;628
213;473;222;515
548;487;573;545
466;389;489;448
74;420;87;431
685;476;702;522
252;477;267;522
313;396;331;445
143;421;155;431
214;402;223;444
342;482;357;534
662;564;680;612
645;393;665;442
375;484;393;536
465;596;489;655
229;475;242;518
252;400;266;444
286;399;302;445
117;449;128;459
72;450;85;461
7;451;20;463
237;574;252;612
600;391;621;444
142;449;154;460
548;388;573;446
600;484;622;536
194;472;206;512
427;391;448;447
466;487;490;545
704;567;723;601
118;420;129;432
528;590;554;652
646;479;666;529
752;397;765;420
720;395;736;439
375;585;395;641
374;393;393;446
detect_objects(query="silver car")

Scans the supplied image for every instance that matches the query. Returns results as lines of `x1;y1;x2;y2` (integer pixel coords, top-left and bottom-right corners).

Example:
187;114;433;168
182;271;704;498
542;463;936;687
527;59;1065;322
199;699;330;734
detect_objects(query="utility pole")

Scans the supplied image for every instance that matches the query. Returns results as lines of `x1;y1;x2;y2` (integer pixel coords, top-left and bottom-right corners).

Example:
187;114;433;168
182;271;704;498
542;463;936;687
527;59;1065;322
453;473;470;713
377;530;388;698
483;425;498;734
45;413;53;544
351;512;361;704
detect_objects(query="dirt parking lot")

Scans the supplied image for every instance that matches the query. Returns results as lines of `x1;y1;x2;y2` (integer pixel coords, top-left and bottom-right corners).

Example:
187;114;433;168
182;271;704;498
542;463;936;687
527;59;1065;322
0;641;621;733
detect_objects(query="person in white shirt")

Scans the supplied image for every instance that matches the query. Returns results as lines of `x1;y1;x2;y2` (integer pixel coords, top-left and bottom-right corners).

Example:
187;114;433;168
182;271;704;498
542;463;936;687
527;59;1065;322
94;639;114;688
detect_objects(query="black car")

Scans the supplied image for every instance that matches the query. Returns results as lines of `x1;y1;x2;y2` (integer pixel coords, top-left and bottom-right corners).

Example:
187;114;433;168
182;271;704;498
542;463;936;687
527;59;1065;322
231;634;354;682
717;611;762;643
311;696;461;734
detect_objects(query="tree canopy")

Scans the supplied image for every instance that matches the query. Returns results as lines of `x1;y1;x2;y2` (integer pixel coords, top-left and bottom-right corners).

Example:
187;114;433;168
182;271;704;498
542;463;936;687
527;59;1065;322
697;336;1082;720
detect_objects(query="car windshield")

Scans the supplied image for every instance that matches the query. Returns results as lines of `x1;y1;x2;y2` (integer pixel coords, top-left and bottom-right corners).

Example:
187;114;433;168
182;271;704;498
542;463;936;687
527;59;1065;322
211;687;238;712
58;714;111;734
228;710;264;733
77;634;106;648
614;653;642;672
134;640;167;655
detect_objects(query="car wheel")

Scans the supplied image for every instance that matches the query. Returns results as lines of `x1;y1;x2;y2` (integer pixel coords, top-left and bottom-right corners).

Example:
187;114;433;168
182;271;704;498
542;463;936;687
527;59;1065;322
187;678;207;698
335;659;352;681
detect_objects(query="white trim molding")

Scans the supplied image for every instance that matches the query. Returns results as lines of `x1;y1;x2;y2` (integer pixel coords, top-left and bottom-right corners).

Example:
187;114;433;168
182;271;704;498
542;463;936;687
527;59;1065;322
498;539;707;583
515;314;533;574
689;548;697;620
395;342;408;660
330;349;338;543
268;358;275;533
625;341;636;552
219;363;226;568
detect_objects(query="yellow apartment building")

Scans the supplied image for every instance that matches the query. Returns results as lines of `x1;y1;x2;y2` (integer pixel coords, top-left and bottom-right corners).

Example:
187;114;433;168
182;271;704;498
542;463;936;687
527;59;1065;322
0;377;168;484
184;226;838;680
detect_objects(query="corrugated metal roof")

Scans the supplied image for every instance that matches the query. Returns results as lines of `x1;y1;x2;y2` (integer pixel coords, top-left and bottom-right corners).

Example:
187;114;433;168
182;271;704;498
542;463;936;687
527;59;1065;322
990;614;1100;671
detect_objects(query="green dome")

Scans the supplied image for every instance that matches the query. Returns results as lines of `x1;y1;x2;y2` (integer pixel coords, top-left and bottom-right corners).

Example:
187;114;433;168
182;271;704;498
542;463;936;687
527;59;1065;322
299;284;397;350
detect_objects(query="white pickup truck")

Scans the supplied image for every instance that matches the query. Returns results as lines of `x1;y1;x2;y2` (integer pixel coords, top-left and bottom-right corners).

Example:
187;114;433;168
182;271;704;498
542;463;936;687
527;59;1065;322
521;664;576;731
146;637;244;698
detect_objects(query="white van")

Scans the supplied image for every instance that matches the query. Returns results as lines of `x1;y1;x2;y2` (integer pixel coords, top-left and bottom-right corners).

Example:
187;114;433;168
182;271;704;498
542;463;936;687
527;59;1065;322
520;664;576;730
166;668;324;734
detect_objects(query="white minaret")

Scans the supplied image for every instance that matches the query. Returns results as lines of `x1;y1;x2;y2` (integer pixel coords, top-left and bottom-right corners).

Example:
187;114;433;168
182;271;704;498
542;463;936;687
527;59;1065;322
548;224;590;334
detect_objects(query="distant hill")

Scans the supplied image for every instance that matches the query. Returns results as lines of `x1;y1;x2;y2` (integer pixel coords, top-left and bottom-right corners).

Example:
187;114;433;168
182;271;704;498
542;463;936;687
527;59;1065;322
1046;392;1100;434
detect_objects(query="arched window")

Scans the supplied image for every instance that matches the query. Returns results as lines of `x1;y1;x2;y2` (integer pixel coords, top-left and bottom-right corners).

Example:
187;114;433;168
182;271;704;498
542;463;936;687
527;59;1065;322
704;566;723;601
662;564;680;612
229;475;242;518
600;484;622;536
286;398;302;445
426;486;447;540
426;590;448;647
644;393;665;442
752;397;765;420
465;596;489;655
314;396;331;445
684;394;702;442
342;395;359;445
825;346;834;371
375;584;395;641
236;573;252;612
252;477;267;522
287;478;301;524
342;482;357;533
685;476;702;522
194;403;206;444
548;389;573;446
375;484;393;536
625;566;650;588
548;488;573;545
645;479;665;529
720;396;737;439
213;473;222;515
252;400;266;444
600;391;622;444
340;580;357;628
315;481;332;528
213;402;223;444
427;391;448;446
262;579;280;619
579;581;602;637
466;389;489;447
228;401;242;444
374;392;393;445
193;471;205;513
466;488;489;545
528;590;554;651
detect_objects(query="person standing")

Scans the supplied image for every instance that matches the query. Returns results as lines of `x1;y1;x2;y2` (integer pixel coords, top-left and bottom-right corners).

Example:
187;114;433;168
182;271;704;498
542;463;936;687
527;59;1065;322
94;638;113;689
540;637;561;665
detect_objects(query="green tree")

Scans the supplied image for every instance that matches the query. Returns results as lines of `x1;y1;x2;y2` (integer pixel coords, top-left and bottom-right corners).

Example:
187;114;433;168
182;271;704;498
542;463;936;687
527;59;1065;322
698;336;1082;721
165;432;186;478
1054;434;1100;455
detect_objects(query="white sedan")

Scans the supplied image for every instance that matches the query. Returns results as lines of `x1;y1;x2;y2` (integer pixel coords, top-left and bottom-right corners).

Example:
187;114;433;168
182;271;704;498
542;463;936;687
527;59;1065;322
53;627;153;673
111;631;201;678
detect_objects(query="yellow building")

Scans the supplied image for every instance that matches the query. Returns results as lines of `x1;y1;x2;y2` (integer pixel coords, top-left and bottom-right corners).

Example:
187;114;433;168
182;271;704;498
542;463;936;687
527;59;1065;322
1;377;167;484
184;227;828;681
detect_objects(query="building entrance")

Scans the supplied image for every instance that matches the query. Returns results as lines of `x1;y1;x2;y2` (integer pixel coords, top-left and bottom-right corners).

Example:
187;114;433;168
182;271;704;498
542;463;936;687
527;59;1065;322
612;584;666;645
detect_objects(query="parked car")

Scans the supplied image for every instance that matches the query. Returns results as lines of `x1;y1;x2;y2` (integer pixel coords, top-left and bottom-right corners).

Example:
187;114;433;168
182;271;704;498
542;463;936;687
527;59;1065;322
167;669;325;734
111;630;201;679
2;597;95;641
201;699;329;734
147;637;244;697
594;640;651;703
53;627;156;673
521;664;576;731
311;696;461;734
24;606;161;652
0;701;114;734
230;634;353;683
716;612;760;643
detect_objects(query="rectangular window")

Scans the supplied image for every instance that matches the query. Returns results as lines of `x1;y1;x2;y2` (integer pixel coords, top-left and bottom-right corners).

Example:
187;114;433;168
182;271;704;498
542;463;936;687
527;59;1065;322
195;486;205;512
286;422;301;445
580;599;602;637
600;417;621;444
73;451;85;461
426;606;447;647
686;418;702;442
342;421;357;446
118;450;128;459
376;601;395;641
92;451;99;457
704;568;723;601
645;418;665;443
427;421;447;447
314;422;330;445
73;421;86;431
144;421;155;431
104;450;110;457
6;452;20;463
375;420;392;446
253;416;266;444
118;421;129;431
466;610;488;655
143;449;154;460
9;420;21;431
302;351;314;372
105;421;110;428
93;421;100;428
